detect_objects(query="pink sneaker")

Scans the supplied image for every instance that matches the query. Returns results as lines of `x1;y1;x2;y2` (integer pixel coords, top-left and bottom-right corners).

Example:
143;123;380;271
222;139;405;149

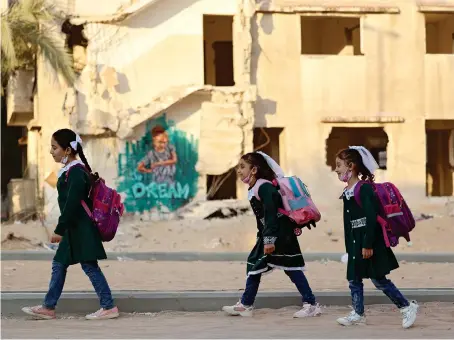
85;306;120;320
21;305;56;320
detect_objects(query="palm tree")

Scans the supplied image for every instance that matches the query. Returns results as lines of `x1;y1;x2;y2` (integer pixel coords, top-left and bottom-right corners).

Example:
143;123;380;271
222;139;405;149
1;0;76;92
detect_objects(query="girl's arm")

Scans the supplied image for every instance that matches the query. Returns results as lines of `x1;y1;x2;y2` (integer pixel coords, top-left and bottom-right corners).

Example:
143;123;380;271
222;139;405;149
360;183;379;249
258;183;280;245
54;168;88;236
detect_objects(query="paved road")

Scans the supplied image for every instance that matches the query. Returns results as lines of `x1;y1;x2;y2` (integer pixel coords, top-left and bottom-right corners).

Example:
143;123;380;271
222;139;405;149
2;303;453;339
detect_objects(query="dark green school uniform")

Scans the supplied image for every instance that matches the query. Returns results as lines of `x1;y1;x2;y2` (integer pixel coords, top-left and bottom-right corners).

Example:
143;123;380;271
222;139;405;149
247;182;304;275
54;165;107;266
342;182;399;281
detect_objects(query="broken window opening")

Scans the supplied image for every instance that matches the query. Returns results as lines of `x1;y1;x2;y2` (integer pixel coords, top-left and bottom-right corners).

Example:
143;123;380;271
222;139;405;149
203;15;235;86
326;127;388;170
424;13;454;54
301;16;362;56
62;19;89;73
253;127;284;163
426;120;454;197
207;169;237;200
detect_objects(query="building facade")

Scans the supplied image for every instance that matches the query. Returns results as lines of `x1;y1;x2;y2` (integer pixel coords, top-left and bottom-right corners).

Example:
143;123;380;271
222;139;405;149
6;0;454;219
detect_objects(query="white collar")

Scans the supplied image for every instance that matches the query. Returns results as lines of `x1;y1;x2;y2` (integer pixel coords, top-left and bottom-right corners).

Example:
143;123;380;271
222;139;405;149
343;181;359;200
57;160;84;178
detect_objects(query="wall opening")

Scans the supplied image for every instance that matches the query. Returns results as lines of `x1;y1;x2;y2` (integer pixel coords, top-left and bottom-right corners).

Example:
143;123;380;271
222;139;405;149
253;127;283;163
301;16;362;55
1;97;27;220
426;120;454;196
62;20;89;73
326;127;388;170
424;13;454;54
207;169;237;200
203;15;234;86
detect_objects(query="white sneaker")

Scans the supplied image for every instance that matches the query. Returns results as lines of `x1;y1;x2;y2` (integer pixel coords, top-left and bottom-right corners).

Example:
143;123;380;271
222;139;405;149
401;300;418;329
222;301;253;317
85;307;119;320
293;303;323;318
336;311;366;326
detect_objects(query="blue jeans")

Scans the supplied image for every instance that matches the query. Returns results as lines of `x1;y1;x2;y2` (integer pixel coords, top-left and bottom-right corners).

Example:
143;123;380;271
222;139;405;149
241;270;316;306
43;260;114;310
349;277;409;315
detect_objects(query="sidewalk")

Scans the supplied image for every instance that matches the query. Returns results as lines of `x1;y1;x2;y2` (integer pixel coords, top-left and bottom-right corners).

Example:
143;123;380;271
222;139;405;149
2;303;454;339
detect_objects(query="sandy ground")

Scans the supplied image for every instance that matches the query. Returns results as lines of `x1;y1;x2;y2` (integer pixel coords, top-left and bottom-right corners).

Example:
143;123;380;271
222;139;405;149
2;208;454;254
2;303;454;339
2;261;453;291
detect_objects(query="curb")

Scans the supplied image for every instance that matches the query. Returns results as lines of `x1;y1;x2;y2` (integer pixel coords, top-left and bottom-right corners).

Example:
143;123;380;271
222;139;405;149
2;289;453;316
1;251;454;263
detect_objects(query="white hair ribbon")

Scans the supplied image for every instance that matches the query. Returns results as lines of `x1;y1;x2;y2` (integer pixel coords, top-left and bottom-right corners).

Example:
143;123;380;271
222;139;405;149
70;134;83;150
349;146;379;174
256;151;285;178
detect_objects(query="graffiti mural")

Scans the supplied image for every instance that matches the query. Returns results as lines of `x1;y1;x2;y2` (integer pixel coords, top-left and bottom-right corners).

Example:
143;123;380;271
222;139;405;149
117;114;199;214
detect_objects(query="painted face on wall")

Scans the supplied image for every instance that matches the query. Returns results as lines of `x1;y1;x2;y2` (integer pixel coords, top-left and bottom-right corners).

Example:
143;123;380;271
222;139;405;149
153;132;169;152
237;158;257;184
50;137;70;164
335;157;353;182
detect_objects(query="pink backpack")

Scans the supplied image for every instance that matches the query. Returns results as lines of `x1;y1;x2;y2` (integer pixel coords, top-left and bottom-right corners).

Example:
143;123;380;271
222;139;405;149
353;181;415;248
252;176;321;236
66;165;124;242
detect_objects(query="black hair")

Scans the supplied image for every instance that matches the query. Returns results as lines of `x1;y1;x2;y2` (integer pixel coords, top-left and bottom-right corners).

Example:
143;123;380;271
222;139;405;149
240;152;276;182
336;148;375;182
52;128;99;183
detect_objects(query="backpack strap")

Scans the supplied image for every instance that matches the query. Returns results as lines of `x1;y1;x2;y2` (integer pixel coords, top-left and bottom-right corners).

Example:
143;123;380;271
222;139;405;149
64;163;89;183
352;181;389;244
64;164;93;219
352;181;366;208
252;179;274;201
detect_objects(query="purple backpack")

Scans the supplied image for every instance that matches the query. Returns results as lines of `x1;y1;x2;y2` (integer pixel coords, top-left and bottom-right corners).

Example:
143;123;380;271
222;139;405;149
353;181;415;247
66;165;124;242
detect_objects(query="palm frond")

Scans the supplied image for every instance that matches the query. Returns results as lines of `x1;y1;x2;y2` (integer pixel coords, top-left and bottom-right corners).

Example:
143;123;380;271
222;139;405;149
1;13;18;71
2;0;76;87
21;22;76;85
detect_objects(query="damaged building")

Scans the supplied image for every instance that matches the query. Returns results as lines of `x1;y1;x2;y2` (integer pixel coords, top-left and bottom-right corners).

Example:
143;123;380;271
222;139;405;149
4;0;454;220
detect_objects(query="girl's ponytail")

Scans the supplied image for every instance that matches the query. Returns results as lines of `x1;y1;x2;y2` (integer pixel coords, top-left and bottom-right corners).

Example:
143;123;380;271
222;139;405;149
77;143;99;184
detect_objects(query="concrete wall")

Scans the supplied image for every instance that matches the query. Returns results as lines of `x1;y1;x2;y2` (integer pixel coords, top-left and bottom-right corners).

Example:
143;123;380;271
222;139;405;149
79;0;236;112
251;1;453;206
31;0;454;219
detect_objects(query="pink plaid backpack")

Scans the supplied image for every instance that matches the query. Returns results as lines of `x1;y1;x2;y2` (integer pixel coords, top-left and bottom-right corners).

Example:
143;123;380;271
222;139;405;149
252;176;321;236
66;165;124;242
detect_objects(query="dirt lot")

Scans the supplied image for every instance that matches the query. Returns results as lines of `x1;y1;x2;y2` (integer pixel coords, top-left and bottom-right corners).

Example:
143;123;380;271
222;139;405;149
2;303;453;339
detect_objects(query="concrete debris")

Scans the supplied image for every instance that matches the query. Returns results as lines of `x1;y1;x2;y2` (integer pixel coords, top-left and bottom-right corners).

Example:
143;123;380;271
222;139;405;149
177;199;251;220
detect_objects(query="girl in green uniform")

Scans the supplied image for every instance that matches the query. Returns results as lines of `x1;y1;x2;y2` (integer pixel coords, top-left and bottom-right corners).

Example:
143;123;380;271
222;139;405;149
22;129;119;320
334;146;418;328
222;152;322;318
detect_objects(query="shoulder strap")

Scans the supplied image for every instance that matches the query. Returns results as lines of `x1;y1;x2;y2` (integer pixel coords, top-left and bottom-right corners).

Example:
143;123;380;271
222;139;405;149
65;164;89;183
353;181;366;208
252;179;273;201
64;164;94;219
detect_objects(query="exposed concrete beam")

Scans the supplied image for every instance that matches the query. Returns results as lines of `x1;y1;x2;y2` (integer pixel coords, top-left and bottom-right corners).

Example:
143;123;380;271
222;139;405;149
256;0;400;14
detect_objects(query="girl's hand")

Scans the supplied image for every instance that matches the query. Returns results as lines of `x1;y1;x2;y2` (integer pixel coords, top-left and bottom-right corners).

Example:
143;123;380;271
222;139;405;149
362;248;373;259
50;233;62;243
264;244;275;254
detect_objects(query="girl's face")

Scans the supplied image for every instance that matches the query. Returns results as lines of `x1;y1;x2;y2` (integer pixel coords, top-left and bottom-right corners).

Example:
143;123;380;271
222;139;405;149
237;158;257;183
335;157;354;181
50;137;70;163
